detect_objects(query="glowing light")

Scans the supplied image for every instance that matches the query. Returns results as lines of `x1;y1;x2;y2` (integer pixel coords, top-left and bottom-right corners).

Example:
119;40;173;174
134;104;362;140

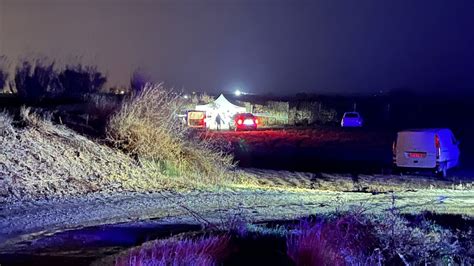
183;94;189;99
243;119;254;125
234;89;242;96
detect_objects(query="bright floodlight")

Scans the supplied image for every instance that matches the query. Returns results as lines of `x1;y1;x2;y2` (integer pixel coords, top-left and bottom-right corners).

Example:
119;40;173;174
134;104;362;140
234;89;242;96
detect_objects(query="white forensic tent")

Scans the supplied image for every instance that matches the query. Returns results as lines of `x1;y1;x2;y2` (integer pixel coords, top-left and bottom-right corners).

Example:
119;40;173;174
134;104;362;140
195;94;247;130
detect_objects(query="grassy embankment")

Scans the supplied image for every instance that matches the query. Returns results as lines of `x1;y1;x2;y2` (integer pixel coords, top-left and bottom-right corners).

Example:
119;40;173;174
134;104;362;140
1;84;255;202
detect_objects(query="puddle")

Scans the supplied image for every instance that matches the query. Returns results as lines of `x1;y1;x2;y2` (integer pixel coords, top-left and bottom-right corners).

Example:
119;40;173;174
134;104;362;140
0;222;201;266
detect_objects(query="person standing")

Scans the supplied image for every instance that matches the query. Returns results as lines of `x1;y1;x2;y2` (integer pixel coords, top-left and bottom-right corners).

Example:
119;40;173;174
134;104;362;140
215;113;222;130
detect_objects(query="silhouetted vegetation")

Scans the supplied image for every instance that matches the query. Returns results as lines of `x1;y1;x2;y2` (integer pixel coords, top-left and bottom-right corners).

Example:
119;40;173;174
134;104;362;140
58;64;107;98
114;235;230;266
7;58;108;102
14;60;59;101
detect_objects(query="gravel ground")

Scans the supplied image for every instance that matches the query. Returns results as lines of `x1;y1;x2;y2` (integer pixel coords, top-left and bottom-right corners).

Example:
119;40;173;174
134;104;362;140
1;187;473;253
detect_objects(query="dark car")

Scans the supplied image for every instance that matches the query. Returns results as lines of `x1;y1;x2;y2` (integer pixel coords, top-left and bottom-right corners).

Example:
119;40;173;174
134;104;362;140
234;113;259;131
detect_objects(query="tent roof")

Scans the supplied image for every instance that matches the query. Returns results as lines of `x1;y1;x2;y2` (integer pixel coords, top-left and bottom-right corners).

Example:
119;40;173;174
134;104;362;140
196;94;246;111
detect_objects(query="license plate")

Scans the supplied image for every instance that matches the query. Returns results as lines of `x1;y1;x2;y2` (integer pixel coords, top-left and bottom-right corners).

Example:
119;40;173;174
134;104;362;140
243;119;255;125
408;152;426;158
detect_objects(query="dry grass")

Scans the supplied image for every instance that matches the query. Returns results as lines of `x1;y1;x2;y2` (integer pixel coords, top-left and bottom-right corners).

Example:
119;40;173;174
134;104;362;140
111;235;230;266
0;103;243;202
286;207;464;265
19;106;54;130
372;199;463;264
287;210;379;266
244;169;474;193
0;108;151;201
0;111;14;136
0;107;233;202
106;83;235;184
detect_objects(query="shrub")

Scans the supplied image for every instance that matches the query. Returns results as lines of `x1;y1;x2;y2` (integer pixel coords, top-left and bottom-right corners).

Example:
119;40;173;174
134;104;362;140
58;64;107;98
373;204;460;264
114;235;230;266
287;210;379;266
106;83;234;183
14;59;60;101
19;106;55;131
287;206;462;265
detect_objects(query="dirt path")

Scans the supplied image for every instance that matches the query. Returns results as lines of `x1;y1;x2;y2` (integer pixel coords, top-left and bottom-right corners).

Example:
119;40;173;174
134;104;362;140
1;186;473;253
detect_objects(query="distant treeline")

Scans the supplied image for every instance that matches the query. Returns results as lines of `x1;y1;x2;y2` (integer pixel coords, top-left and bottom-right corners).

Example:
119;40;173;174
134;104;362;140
0;56;155;104
0;58;108;101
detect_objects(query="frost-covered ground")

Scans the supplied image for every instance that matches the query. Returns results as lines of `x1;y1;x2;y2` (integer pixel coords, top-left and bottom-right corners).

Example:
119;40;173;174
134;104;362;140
1;184;473;253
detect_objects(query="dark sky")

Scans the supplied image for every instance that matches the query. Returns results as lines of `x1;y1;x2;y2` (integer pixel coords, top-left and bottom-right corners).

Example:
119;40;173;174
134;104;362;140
1;0;474;95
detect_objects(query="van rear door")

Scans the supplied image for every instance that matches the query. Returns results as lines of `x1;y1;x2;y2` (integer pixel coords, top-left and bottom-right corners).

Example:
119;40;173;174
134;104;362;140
187;111;206;128
395;131;437;168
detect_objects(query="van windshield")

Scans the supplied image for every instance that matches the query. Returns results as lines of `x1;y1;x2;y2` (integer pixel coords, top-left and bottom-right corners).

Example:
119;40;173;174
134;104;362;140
344;113;359;118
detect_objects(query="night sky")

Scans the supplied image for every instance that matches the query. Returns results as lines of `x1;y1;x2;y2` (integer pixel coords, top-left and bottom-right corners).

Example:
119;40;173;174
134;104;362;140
1;0;474;95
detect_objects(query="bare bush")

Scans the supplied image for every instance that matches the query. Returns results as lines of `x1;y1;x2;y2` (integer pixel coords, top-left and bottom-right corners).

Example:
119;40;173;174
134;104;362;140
287;209;379;266
58;64;107;98
107;83;234;183
373;196;460;264
287;205;462;265
19;106;54;131
114;235;230;266
14;59;60;100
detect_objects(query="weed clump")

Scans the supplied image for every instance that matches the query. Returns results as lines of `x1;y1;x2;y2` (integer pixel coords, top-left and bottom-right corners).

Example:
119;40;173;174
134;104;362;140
0;111;13;134
287;210;379;266
286;207;463;265
113;235;230;266
372;196;462;265
106;83;234;184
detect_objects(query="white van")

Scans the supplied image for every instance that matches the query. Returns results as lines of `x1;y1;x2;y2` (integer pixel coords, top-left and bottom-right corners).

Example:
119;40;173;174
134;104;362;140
341;112;363;127
393;128;460;177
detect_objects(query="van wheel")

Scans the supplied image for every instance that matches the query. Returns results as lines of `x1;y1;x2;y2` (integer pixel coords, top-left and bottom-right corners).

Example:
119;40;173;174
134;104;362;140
391;166;400;176
436;162;448;178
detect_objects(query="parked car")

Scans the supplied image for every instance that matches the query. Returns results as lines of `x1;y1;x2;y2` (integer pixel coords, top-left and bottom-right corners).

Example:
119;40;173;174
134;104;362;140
341;112;363;127
186;110;206;128
393;128;460;177
234;113;259;131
